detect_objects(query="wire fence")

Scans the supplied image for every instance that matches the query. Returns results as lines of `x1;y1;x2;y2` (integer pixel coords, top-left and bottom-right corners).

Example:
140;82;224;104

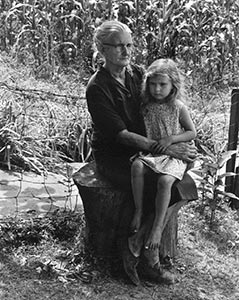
0;165;83;219
0;78;90;218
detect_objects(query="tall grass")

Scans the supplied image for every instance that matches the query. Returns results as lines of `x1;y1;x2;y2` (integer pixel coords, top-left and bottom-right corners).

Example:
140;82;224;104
0;54;92;173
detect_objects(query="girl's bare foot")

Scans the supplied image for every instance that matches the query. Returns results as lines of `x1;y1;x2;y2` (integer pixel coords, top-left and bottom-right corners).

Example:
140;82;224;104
130;212;142;233
145;228;162;250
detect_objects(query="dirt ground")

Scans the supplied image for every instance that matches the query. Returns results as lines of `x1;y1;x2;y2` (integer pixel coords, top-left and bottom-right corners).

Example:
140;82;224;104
0;200;238;300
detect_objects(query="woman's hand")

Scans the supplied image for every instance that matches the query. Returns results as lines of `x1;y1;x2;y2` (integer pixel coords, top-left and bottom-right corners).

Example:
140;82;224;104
149;141;162;154
150;141;197;163
165;142;198;163
157;137;173;152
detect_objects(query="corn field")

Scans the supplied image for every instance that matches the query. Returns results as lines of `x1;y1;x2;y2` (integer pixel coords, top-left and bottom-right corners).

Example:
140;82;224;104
0;0;239;85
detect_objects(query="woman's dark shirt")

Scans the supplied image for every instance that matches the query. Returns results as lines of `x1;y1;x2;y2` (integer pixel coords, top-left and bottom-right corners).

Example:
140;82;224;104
86;65;145;159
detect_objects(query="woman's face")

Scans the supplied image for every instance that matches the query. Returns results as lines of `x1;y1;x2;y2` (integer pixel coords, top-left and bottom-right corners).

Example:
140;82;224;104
148;74;173;101
102;31;133;68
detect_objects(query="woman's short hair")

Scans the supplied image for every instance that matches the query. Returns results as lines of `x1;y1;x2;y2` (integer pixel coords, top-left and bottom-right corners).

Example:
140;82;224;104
93;20;131;55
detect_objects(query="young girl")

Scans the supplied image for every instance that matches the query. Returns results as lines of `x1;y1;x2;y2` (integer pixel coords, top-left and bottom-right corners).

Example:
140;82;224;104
130;58;196;251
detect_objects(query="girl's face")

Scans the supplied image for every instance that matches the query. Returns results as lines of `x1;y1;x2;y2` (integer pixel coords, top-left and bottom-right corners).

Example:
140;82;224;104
148;74;173;101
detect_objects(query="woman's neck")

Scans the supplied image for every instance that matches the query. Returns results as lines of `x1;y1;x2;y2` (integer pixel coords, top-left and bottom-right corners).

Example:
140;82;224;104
104;63;126;84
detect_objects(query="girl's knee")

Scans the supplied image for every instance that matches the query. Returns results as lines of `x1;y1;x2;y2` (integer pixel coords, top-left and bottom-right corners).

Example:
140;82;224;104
131;159;145;176
157;175;176;188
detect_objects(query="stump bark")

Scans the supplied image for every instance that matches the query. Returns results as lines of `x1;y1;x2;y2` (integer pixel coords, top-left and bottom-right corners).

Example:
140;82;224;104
73;161;188;259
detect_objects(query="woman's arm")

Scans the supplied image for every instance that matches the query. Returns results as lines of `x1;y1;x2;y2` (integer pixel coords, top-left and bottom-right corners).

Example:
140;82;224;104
117;130;198;163
116;129;157;152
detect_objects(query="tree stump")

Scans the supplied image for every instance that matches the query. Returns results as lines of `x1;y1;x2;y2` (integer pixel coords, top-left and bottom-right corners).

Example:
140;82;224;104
73;161;189;259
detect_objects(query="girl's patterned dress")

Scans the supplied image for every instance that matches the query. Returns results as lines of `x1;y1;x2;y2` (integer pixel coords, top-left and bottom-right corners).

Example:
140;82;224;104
138;99;187;180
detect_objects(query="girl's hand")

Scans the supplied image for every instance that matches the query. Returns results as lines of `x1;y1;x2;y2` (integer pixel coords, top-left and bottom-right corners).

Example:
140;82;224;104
149;137;173;154
157;137;173;152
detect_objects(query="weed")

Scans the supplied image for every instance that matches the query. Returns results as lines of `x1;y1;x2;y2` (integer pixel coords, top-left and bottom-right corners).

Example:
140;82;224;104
191;144;239;226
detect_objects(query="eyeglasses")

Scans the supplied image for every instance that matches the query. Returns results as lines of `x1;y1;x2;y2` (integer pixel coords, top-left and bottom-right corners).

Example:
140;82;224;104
103;43;133;52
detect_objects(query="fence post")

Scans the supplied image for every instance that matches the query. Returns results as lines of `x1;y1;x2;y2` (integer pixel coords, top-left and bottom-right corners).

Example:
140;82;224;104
226;89;239;208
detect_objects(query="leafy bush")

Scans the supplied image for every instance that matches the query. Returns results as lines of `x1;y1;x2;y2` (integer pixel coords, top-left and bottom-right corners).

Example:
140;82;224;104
0;209;85;249
191;146;239;225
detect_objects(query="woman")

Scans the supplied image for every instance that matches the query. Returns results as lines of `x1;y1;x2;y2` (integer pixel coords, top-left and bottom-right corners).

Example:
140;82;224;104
86;20;197;286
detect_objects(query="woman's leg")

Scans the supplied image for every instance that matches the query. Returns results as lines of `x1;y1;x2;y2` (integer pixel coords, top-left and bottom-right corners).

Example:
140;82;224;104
145;174;176;250
130;159;147;233
95;155;131;190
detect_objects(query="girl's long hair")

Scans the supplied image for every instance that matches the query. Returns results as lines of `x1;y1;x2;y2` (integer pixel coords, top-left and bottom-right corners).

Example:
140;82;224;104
141;58;186;107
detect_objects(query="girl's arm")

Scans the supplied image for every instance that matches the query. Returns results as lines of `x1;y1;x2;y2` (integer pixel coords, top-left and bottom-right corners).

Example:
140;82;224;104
154;105;196;153
170;105;197;144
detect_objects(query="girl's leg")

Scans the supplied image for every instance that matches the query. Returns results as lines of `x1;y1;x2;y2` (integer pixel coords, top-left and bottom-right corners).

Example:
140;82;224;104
130;159;147;233
145;174;176;250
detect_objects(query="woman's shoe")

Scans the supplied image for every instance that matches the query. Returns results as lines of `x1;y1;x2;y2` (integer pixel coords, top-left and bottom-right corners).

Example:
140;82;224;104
122;243;140;286
161;255;174;269
138;259;175;285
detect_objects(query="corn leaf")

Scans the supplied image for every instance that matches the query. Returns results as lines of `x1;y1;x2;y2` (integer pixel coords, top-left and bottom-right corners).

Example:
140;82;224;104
218;172;237;179
218;150;238;168
217;190;239;200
